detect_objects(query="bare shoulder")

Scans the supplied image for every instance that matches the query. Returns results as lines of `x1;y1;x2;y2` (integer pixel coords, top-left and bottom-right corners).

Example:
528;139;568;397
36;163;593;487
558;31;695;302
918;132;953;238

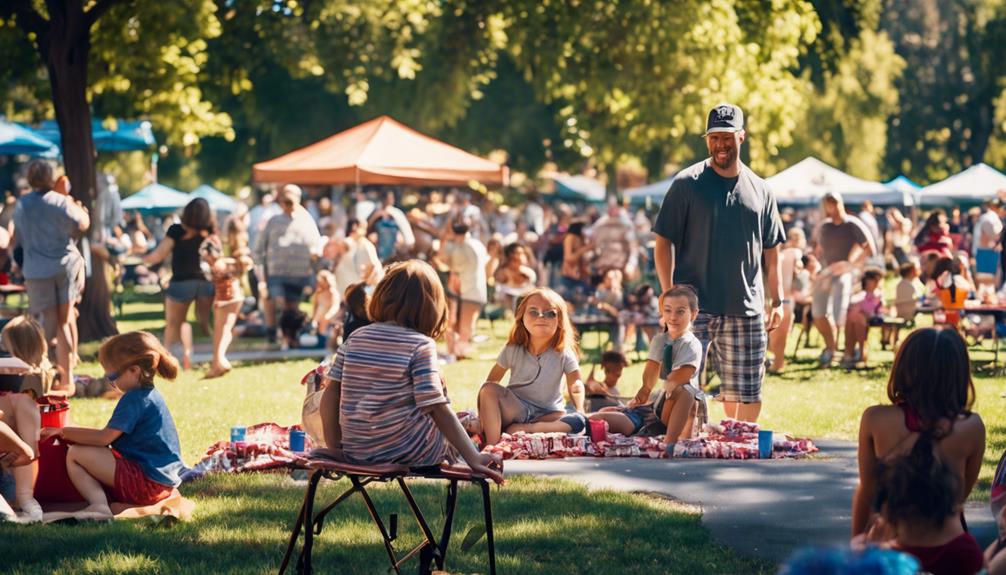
956;412;986;438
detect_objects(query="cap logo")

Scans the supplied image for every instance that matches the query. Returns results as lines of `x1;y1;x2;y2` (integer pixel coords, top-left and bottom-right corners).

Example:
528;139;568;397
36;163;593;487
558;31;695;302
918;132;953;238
714;106;735;123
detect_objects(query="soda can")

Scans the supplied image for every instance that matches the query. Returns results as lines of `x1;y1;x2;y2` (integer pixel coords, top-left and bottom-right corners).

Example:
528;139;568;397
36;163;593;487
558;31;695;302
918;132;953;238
230;426;246;444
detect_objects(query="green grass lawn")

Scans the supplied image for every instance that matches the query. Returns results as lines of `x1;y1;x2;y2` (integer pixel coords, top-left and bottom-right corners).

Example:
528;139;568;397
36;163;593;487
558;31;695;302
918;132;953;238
2;298;1002;574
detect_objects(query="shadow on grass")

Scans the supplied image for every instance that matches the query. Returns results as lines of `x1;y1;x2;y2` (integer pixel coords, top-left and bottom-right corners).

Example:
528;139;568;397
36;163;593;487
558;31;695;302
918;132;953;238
0;474;773;575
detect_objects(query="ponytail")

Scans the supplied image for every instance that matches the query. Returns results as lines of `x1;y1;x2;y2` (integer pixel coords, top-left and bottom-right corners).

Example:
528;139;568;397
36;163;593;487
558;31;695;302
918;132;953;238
873;431;959;529
98;331;179;385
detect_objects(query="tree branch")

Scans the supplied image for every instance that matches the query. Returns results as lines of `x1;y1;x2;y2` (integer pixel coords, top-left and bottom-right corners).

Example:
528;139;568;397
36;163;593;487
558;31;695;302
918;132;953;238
1;0;48;37
85;0;127;28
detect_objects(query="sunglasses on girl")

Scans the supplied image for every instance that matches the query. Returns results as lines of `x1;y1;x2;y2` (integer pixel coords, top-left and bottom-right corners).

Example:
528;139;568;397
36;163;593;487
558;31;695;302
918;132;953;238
526;309;558;320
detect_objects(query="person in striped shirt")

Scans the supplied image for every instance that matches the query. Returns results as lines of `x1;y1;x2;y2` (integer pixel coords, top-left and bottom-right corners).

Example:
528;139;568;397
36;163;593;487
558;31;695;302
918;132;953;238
319;260;502;483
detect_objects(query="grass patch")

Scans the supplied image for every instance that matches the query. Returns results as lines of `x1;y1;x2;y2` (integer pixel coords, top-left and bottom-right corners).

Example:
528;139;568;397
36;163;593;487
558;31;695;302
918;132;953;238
1;475;770;574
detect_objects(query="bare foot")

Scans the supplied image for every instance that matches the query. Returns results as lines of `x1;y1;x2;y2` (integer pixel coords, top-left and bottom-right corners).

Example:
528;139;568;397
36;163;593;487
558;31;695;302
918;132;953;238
202;366;230;380
74;503;113;521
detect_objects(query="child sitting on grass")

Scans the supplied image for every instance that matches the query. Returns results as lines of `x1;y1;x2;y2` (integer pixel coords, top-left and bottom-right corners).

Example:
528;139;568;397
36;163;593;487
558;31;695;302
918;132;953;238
40;332;186;520
584;350;628;411
865;429;985;575
591;285;706;447
852;327;985;543
476;287;585;445
841;267;886;368
0;418;35;522
318;260;502;482
0;316;59;523
495;286;706;449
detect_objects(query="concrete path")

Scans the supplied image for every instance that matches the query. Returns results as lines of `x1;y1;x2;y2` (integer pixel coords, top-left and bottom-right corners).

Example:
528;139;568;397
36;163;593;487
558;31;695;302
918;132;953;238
505;440;996;563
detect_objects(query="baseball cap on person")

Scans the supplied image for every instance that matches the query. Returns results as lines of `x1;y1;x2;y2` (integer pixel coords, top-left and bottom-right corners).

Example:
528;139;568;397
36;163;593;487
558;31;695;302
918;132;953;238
705;103;744;135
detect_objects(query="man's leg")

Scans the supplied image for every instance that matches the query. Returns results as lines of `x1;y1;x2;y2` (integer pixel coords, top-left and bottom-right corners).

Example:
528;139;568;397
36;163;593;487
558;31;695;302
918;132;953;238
717;314;765;423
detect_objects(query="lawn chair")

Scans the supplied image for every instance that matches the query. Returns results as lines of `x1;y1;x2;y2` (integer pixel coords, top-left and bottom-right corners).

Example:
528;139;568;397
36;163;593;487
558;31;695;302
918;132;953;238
278;457;498;575
789;303;814;361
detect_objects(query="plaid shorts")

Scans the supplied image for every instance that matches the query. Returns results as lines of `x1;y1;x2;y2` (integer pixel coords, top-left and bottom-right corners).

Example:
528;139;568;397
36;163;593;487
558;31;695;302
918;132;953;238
692;312;766;403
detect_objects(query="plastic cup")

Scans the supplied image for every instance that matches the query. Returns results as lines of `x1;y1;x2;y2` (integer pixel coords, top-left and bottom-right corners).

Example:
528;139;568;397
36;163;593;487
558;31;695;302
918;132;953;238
289;429;306;452
758;430;773;459
231;426;246;444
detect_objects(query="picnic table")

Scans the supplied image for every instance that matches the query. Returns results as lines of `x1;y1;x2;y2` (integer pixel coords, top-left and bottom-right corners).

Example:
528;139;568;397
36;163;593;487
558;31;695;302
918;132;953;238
0;284;27;317
962;302;1006;372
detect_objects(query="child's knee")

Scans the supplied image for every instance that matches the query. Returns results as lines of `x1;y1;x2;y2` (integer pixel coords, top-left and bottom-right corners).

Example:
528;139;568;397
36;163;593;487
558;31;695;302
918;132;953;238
478;382;505;402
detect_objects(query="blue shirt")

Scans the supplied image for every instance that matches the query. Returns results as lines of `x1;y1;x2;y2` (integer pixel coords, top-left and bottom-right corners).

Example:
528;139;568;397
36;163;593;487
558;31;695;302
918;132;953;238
12;190;84;279
107;387;185;487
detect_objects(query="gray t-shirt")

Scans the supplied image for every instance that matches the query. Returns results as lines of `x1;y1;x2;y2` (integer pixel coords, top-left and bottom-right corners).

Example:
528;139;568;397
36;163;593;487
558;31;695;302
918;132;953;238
817;219;869;266
654;160;785;317
497;344;579;412
13;191;84;279
646;331;704;389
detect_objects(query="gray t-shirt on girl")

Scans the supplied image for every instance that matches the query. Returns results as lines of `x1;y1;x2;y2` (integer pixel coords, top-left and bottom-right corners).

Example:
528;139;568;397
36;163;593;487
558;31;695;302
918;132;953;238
497;344;579;412
647;331;704;388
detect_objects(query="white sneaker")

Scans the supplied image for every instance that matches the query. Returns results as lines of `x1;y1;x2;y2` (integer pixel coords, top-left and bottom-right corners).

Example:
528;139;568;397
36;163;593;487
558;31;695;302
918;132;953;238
16;499;43;524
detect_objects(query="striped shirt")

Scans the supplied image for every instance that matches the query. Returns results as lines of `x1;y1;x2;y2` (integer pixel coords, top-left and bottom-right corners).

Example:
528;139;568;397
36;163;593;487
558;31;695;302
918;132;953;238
328;322;453;466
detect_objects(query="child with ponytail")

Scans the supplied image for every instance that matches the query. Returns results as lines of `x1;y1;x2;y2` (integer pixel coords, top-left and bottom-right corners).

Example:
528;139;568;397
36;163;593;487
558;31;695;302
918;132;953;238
41;332;185;520
852;327;986;573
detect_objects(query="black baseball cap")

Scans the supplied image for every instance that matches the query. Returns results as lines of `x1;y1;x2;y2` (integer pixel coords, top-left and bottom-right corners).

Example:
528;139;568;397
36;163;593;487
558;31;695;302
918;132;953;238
705;103;744;135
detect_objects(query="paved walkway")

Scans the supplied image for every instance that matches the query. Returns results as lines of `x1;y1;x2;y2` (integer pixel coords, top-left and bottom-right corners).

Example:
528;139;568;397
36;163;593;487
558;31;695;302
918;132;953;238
506;440;996;563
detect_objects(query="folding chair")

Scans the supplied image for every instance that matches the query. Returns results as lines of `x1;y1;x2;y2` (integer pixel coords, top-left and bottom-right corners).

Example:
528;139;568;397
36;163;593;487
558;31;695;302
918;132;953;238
278;458;498;575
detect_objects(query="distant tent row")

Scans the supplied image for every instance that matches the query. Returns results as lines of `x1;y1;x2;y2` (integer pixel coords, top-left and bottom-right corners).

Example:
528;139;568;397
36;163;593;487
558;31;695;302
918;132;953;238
0;118;155;157
121;183;239;215
623;157;1006;209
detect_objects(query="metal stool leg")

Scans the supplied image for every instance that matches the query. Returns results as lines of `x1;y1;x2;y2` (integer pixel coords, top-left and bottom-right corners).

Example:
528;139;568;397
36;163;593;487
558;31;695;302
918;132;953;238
279;470;319;575
479;480;497;575
396;478;442;574
295;469;324;575
437;480;460;570
353;476;403;574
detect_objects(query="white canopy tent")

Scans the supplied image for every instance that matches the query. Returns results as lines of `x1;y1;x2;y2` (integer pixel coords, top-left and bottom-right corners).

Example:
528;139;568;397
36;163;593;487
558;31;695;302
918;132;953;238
767;157;910;206
917;163;1006;207
624;176;675;206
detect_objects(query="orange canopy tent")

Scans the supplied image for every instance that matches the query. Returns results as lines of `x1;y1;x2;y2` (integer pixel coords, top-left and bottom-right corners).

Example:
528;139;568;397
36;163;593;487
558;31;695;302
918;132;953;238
252;115;507;186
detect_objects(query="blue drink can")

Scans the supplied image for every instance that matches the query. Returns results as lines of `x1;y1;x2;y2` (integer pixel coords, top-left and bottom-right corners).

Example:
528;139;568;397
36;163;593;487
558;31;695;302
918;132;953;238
289;429;306;452
230;426;246;444
758;430;773;459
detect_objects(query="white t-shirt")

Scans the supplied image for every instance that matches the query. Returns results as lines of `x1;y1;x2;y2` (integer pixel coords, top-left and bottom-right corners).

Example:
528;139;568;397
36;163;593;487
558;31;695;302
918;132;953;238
975;210;1003;254
444;236;489;304
334;236;381;294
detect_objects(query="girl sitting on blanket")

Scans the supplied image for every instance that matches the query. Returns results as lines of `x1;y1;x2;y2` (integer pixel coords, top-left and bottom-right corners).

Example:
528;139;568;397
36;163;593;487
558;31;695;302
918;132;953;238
851;328;985;549
318;260;502;483
40;332;185;520
496;286;706;449
475;287;586;445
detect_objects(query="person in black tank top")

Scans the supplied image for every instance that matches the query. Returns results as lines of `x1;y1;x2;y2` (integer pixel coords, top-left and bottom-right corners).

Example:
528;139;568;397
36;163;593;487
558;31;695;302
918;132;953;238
142;198;217;369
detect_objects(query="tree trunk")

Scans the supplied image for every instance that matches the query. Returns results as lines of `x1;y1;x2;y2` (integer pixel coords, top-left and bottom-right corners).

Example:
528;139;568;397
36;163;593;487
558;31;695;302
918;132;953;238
40;1;118;341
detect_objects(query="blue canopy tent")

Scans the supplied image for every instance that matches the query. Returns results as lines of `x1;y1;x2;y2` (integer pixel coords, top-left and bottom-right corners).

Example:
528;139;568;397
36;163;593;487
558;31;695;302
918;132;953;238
33;119;156;152
0;120;59;157
121;183;190;215
624;176;675;207
548;174;606;203
190;185;239;214
883;175;922;205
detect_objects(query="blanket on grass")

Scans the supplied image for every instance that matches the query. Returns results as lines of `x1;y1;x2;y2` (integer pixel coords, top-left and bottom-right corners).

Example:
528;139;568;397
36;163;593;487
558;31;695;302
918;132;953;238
182;423;314;481
41;490;195;524
479;418;818;461
186;418;817;481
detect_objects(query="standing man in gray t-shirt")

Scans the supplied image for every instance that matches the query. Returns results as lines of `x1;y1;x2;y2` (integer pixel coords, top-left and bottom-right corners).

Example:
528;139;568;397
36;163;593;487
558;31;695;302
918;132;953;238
652;103;785;423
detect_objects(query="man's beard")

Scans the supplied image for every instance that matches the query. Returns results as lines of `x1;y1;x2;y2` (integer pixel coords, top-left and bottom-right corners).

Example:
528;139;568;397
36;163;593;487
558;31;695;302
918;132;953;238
711;147;738;170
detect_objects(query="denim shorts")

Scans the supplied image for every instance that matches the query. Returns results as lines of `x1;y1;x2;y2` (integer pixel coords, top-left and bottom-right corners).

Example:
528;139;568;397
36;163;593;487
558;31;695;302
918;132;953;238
508;389;562;424
620;404;663;436
165;279;214;303
267;275;312;301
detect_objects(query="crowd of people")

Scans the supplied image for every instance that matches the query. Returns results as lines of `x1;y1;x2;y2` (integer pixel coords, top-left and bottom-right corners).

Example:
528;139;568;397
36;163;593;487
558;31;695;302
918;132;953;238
0;104;1005;574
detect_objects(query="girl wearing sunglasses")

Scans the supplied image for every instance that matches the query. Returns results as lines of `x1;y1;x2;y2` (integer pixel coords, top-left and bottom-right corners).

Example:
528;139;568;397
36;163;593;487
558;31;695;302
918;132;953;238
40;332;184;520
476;288;585;445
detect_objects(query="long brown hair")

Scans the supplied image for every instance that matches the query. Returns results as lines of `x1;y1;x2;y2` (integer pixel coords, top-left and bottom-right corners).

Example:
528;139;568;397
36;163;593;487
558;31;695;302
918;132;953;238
368;260;448;339
98;331;179;386
887;327;974;437
507;287;579;354
181;197;217;234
